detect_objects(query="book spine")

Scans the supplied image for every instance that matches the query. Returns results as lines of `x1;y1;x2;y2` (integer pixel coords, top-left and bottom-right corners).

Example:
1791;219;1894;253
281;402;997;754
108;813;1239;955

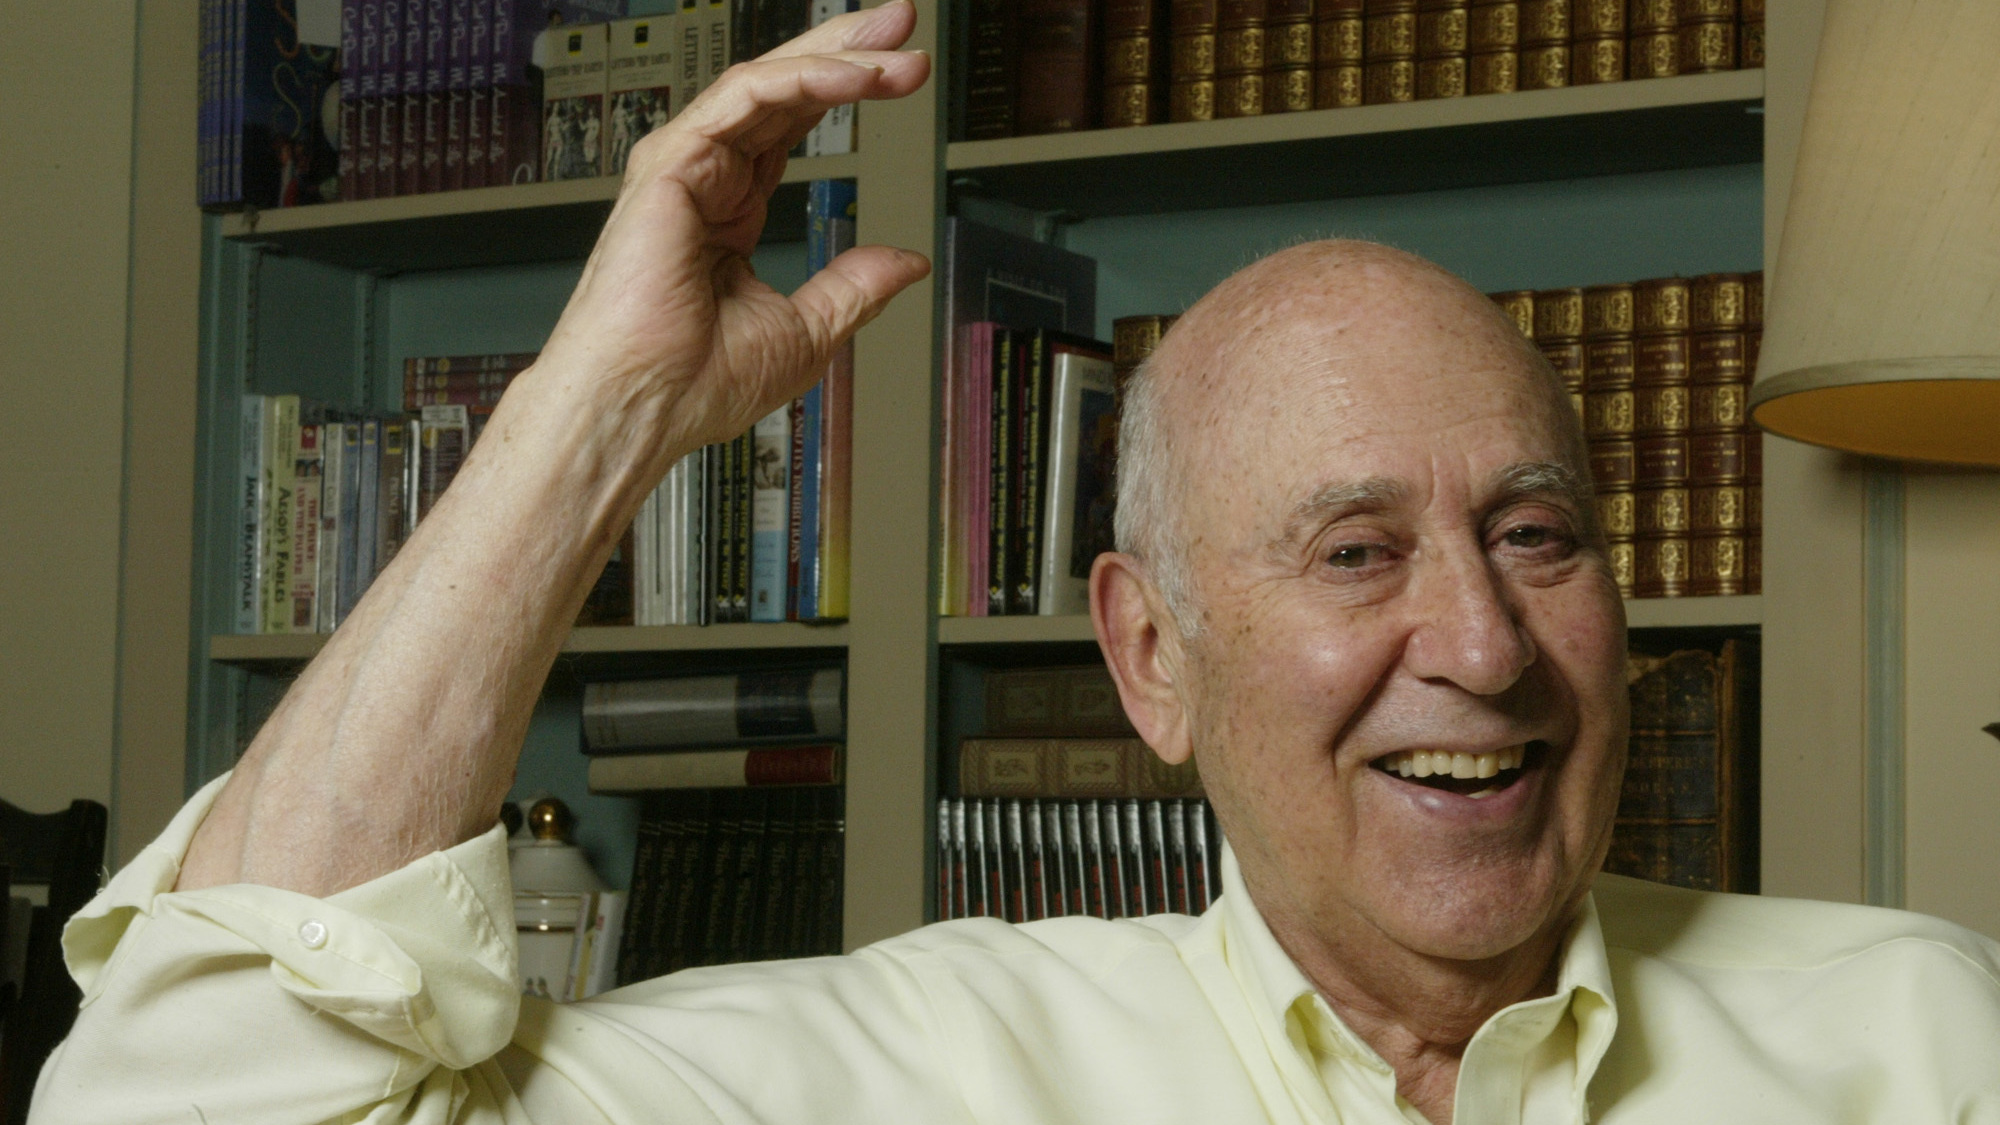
316;421;344;634
1170;0;1219;115
802;0;859;153
1146;799;1170;913
416;403;469;521
1215;0;1266;118
586;744;843;791
662;790;716;975
335;424;364;624
354;419;382;602
756;790;799;959
398;0;423;194
1166;799;1190;913
937;798;957;920
962;0;1017;139
677;1;703;117
986;328;1015;616
261;396;299;635
1041;801;1068;917
702;0;732;95
1080;796;1112;912
1102;0;1168;127
541;22;610;182
1190;799;1213;911
808;786;844;954
1063;800;1087;916
465;0;490;188
423;0;449;193
785;395;808;619
796;381;823;621
375;419;411;576
749;405;792;621
1012;332;1049;615
445;0;470;190
1024;799;1048;920
581;665;845;751
724;792;770;964
235;394;266;633
693;790;744;968
289;424;324;632
1264;0;1312;111
1016;0;1095;135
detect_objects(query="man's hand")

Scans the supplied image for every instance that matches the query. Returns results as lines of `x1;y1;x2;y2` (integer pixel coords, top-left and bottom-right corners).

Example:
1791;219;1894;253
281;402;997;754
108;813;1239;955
532;2;930;474
176;5;930;897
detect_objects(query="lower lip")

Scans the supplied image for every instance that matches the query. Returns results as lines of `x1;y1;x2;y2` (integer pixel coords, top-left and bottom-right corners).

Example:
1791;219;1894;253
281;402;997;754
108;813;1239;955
1371;757;1546;822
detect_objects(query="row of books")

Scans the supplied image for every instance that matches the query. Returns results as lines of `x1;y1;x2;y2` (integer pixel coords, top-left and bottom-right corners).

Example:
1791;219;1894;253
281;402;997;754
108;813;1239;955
198;0;856;210
940;796;1220;921
539;2;856;187
1493;270;1764;599
198;0;342;208
617;786;845;982
1609;637;1756;891
235;181;853;633
580;664;848;791
952;0;1765;141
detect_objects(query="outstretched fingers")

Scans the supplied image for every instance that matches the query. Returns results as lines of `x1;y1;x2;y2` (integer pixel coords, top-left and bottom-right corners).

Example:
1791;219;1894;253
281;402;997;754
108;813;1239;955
789;245;932;360
679;50;930;155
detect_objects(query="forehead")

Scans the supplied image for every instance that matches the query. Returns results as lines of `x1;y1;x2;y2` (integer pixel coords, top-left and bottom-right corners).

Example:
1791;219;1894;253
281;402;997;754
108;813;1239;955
1174;280;1575;531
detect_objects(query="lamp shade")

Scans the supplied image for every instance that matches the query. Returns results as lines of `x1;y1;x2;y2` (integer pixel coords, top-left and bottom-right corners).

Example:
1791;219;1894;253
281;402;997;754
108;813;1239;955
1750;0;2000;468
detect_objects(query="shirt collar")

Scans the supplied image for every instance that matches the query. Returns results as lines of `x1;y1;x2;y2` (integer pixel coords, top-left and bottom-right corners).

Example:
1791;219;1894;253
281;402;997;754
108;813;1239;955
1216;841;1620;1099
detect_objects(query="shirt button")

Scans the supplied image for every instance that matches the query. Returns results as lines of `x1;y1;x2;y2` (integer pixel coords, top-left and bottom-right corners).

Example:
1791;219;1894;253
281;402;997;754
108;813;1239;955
299;919;328;949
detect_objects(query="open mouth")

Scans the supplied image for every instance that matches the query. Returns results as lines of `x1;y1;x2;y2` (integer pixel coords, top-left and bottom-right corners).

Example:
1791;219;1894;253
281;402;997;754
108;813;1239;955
1370;740;1548;799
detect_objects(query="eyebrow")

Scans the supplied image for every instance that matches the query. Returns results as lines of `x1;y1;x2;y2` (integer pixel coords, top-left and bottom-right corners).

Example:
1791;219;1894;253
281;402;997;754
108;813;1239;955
1278;477;1409;544
1273;460;1595;547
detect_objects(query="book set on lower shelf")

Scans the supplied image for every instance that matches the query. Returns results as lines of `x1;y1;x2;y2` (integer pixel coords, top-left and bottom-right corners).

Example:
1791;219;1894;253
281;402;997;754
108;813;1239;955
193;0;1773;959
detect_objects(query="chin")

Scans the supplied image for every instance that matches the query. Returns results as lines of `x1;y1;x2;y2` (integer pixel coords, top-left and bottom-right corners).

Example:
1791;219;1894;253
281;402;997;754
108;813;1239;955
1377;860;1583;963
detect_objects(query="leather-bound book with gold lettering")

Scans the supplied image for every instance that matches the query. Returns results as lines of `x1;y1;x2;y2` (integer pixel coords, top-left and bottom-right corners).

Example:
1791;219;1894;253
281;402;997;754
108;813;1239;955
1467;1;1519;94
1571;0;1625;84
1631;277;1693;598
1103;0;1172;127
1489;289;1536;339
1606;638;1758;892
1170;0;1221;121
1017;0;1098;135
1264;0;1315;112
1315;0;1366;107
1216;0;1269;117
1534;285;1586;409
1517;0;1568;89
1626;0;1678;79
1113;314;1178;398
1677;0;1735;72
963;0;1020;139
1686;272;1756;596
1738;0;1763;68
1363;0;1419;103
1415;0;1470;100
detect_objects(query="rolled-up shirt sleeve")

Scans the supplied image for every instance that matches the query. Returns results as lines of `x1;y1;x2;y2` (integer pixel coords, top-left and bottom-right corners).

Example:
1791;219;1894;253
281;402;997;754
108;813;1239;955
34;774;523;1125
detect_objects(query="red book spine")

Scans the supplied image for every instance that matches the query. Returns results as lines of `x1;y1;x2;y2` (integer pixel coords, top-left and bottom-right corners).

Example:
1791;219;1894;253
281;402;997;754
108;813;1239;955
1016;0;1096;134
741;744;843;786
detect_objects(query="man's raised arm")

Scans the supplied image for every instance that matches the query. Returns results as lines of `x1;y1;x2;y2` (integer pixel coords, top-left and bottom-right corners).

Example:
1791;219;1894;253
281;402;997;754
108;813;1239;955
177;5;930;898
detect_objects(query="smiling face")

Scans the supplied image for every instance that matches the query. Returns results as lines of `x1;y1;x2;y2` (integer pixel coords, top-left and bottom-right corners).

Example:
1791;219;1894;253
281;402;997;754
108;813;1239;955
1140;245;1628;969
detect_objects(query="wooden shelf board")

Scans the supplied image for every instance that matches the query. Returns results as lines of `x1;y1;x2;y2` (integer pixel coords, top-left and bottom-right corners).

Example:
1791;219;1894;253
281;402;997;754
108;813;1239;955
937;615;1101;645
219;152;864;271
1624;594;1762;629
934;595;1760;646
210;622;849;664
947;70;1763;218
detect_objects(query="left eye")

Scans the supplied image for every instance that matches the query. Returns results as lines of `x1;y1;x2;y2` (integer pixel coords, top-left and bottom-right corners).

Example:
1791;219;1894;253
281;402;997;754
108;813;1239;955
1502;525;1557;549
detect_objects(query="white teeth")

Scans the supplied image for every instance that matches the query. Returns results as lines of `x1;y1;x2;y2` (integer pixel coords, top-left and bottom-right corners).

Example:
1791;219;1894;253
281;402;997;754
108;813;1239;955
1374;745;1530;784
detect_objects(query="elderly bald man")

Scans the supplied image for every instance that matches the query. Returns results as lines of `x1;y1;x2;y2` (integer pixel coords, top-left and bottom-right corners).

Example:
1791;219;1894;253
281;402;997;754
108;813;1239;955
30;8;2000;1125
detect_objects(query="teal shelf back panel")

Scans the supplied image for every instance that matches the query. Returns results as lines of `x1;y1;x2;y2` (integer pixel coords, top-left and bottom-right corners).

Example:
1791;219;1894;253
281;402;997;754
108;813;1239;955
1064;163;1763;341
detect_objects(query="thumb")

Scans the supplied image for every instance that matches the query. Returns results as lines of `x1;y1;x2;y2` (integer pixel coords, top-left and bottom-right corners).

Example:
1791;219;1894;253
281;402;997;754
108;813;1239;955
788;245;931;360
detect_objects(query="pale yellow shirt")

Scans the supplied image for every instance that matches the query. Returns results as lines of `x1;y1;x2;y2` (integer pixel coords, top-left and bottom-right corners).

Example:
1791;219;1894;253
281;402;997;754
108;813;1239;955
32;775;2000;1124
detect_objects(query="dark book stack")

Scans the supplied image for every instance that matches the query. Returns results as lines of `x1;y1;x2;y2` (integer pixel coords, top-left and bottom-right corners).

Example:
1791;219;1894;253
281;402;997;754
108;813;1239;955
1489;271;1762;600
1605;635;1759;892
590;664;847;981
938;221;1107;618
938;663;1223;921
198;0;342;210
616;787;846;982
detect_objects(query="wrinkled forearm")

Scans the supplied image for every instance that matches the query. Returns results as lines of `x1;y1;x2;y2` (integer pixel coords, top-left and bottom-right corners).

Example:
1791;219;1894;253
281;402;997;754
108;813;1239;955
179;363;687;897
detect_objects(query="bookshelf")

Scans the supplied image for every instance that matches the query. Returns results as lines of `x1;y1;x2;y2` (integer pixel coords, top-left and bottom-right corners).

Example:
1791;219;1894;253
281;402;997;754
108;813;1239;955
191;0;1777;952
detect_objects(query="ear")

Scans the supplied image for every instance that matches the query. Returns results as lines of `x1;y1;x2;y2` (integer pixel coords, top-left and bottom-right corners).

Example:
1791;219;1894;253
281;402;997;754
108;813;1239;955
1090;552;1195;766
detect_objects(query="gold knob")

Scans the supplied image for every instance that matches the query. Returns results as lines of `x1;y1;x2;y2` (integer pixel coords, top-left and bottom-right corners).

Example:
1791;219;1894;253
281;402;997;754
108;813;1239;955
527;797;575;843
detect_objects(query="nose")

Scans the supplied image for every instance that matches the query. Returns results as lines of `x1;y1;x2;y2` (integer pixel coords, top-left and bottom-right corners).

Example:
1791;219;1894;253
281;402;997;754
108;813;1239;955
1400;545;1538;696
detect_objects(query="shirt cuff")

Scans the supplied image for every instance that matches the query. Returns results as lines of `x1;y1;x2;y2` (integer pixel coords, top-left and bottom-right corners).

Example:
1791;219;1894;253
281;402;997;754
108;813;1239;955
62;772;522;1070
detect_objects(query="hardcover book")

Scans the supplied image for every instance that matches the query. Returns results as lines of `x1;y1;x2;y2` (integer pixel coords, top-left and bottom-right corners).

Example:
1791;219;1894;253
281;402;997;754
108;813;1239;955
583;665;846;752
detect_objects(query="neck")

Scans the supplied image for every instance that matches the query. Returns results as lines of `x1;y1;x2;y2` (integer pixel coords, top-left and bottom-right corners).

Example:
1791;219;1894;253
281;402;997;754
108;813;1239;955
1247;876;1572;1125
